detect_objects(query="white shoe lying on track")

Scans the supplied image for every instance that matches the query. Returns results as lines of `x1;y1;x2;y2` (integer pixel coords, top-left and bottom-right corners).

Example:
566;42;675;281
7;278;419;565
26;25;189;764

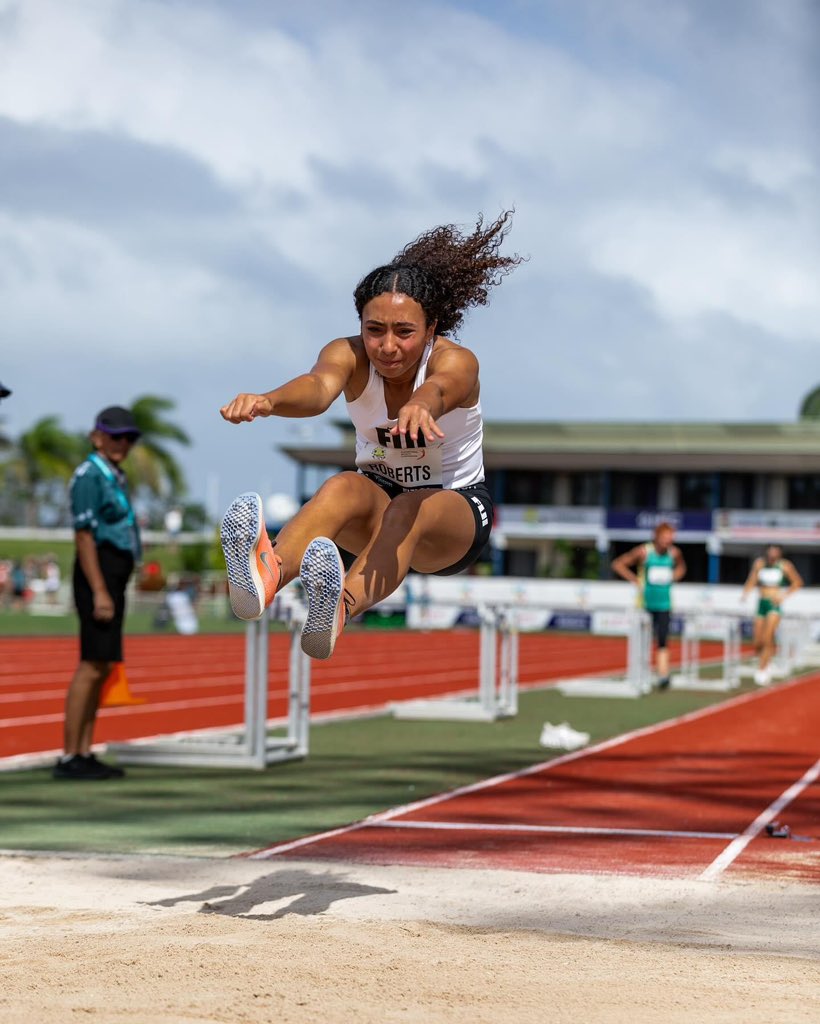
299;537;346;660
539;721;590;750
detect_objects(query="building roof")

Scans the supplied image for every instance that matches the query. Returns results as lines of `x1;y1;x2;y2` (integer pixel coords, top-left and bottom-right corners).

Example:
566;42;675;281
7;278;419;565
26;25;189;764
280;419;820;473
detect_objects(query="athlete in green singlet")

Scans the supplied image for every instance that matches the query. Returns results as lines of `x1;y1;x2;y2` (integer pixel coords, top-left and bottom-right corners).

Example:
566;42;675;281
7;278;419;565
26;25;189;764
611;522;686;690
741;545;802;686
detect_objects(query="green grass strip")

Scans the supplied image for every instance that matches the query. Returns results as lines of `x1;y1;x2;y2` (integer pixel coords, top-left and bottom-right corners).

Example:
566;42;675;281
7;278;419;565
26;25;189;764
0;683;753;858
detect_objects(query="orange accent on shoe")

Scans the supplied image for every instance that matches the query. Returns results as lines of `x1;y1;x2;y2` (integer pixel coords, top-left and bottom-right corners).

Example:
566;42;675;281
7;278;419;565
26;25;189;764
256;532;282;608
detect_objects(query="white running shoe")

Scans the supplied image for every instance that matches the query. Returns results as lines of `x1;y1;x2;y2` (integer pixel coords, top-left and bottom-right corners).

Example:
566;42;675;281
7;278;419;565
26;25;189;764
220;492;280;620
539;722;590;750
754;668;771;687
299;537;346;660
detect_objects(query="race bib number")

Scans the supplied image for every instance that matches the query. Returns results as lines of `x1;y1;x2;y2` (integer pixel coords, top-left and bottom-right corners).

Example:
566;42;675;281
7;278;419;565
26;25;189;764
647;565;673;586
357;428;443;488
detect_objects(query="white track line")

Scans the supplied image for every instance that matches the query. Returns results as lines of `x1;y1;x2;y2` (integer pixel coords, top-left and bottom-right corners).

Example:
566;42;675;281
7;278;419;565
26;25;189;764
370;820;739;841
250;672;817;860
698;756;820;882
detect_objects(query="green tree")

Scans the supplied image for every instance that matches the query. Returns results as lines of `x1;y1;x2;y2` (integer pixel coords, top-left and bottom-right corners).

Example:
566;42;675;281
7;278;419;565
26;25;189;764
127;395;192;524
0;415;83;525
799;386;820;420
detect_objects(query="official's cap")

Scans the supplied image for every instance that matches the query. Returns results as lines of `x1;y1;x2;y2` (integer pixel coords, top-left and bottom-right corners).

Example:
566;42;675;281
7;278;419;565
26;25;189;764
94;406;141;439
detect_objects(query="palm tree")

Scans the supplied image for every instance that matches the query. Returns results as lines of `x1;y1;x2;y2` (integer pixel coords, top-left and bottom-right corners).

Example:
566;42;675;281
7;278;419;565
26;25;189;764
1;416;83;525
799;386;820;420
127;394;191;511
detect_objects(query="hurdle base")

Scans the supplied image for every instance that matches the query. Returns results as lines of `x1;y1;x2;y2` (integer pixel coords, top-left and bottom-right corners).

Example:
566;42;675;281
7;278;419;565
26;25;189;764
669;673;738;693
555;676;648;699
796;643;820;666
391;698;515;722
106;730;307;770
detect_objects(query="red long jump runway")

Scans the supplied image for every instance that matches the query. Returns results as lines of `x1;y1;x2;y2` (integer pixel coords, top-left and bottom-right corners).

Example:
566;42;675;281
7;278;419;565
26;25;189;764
0;629;645;762
253;674;820;884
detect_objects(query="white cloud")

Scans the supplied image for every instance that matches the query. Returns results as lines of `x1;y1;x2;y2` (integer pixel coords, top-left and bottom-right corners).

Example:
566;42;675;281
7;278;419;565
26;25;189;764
581;191;820;340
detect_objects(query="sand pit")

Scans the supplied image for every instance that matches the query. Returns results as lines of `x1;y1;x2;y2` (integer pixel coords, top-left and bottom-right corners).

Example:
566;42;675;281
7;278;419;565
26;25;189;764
0;851;817;1023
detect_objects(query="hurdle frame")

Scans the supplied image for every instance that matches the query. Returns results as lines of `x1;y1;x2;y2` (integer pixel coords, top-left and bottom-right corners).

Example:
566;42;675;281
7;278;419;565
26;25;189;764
670;613;741;692
106;607;311;770
392;605;519;721
555;608;653;699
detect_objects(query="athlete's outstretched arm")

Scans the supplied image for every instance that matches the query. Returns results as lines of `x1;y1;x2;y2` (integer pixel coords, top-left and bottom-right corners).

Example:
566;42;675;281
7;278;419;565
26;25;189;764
220;338;357;423
611;545;644;586
393;346;479;443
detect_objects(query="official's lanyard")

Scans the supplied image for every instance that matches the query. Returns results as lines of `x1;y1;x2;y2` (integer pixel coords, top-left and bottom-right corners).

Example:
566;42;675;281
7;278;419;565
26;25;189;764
88;453;136;526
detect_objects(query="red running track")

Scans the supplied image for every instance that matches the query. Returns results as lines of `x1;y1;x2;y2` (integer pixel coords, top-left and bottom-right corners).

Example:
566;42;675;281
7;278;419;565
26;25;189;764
252;674;820;884
0;629;649;760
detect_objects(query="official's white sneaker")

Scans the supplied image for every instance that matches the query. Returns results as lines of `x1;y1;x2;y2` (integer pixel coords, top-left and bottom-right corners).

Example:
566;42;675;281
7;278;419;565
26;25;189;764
299;537;346;660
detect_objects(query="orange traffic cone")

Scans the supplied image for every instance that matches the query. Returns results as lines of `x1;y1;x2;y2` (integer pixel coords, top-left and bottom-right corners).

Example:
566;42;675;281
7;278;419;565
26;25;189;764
101;662;146;707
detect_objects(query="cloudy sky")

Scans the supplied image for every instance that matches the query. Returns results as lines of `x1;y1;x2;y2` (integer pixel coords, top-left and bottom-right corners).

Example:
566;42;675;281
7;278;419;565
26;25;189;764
1;0;818;518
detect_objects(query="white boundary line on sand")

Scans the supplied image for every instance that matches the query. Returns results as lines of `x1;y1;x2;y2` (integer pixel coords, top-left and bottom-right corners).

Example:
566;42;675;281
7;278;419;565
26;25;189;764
698;756;820;882
249;671;818;861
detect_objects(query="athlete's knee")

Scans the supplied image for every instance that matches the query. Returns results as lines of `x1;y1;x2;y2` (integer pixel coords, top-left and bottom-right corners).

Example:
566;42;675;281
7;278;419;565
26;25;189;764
313;471;359;500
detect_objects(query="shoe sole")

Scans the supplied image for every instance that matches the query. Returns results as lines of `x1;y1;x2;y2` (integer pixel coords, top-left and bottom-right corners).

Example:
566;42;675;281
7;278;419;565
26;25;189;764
221;492;268;620
300;537;345;660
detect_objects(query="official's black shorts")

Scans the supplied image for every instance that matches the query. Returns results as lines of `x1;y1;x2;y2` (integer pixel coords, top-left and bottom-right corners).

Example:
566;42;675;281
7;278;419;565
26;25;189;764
649;610;671;649
73;542;134;663
361;474;494;576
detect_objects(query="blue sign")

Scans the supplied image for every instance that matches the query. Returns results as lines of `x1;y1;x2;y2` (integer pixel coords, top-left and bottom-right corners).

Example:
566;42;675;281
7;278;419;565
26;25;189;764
605;509;713;532
547;611;592;632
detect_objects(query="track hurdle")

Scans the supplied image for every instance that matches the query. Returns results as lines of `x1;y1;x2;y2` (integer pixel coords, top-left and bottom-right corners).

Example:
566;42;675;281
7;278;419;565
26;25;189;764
392;605;519;721
555;608;653;699
106;606;311;770
786;617;820;668
738;615;815;681
670;613;740;692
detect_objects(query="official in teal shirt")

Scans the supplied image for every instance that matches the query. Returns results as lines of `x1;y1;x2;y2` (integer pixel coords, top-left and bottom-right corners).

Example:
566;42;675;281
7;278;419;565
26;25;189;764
55;406;142;781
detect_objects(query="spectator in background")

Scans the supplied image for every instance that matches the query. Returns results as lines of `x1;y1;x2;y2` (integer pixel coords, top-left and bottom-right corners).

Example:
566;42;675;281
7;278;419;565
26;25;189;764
43;554;62;605
54;406;142;781
741;545;803;686
611;521;687;691
0;559;12;608
10;560;27;610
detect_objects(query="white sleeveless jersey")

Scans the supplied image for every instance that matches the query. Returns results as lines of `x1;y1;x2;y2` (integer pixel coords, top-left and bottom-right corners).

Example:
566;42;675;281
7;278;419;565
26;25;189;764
345;340;485;490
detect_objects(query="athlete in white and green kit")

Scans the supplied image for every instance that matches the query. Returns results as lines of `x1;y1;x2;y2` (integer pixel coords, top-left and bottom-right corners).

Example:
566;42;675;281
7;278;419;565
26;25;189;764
611;522;687;690
741;545;802;686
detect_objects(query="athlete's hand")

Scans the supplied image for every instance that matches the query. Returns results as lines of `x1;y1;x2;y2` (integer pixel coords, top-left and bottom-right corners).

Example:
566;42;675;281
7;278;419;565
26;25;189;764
220;393;274;423
92;588;115;622
392;401;445;444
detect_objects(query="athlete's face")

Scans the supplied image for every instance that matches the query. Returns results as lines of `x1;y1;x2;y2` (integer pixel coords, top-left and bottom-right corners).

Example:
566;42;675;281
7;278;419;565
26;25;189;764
655;528;674;552
766;546;781;564
361;292;435;383
92;429;136;466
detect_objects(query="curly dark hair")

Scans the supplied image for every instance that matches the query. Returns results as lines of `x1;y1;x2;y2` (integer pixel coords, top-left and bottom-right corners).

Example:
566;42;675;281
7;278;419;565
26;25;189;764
353;210;524;336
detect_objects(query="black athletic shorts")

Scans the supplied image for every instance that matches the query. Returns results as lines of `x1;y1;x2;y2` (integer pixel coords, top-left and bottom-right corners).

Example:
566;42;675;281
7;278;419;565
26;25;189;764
362;474;494;576
649;610;671;649
73;541;134;662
